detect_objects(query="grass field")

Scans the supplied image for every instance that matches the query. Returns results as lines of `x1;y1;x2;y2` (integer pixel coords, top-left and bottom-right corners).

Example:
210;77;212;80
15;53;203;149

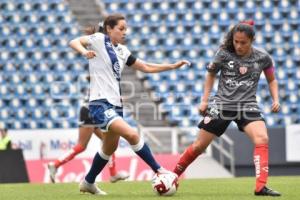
0;176;299;200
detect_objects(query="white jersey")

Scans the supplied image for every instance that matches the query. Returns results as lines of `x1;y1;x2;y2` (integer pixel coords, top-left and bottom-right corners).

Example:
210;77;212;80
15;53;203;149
87;32;131;106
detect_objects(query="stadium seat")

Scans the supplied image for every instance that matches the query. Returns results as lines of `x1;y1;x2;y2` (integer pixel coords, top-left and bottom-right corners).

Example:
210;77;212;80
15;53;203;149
1;0;299;129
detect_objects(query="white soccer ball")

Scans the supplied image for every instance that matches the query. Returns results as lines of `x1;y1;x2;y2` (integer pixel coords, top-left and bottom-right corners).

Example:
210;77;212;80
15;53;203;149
151;172;179;196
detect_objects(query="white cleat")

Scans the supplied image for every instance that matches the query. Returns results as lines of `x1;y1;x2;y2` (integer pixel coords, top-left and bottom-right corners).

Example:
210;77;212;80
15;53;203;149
47;162;57;183
157;167;178;177
110;171;130;183
157;167;170;174
79;180;107;195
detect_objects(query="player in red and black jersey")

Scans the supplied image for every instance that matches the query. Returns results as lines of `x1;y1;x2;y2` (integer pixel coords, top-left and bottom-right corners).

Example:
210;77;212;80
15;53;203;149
173;21;281;197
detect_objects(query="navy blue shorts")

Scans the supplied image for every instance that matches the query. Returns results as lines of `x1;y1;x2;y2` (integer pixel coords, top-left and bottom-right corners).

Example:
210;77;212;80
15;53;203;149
89;99;123;132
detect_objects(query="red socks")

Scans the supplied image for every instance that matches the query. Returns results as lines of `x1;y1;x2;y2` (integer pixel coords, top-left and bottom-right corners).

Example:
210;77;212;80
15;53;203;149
54;144;85;168
173;145;199;177
108;153;117;176
173;143;269;191
254;144;269;192
53;144;118;177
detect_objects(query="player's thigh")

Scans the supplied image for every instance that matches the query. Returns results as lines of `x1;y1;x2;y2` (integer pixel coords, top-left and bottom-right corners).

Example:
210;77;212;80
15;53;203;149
243;120;269;145
109;118;140;145
93;128;104;140
78;127;94;148
198;111;232;137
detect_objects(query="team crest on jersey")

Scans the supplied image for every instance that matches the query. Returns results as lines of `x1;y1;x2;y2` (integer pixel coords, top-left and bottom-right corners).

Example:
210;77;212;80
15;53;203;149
204;116;212;124
239;66;248;74
117;47;124;56
113;62;121;79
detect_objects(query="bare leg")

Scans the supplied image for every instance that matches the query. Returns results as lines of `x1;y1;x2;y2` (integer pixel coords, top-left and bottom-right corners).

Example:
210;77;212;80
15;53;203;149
48;127;94;183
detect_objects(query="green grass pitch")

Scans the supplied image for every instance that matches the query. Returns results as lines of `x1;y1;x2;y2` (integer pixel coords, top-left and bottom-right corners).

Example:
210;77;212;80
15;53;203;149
0;176;299;200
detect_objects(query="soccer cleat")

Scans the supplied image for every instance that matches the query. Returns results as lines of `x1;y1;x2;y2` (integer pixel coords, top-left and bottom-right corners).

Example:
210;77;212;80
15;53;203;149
110;171;130;183
79;180;107;195
47;162;57;183
254;186;281;197
157;167;176;175
157;167;170;174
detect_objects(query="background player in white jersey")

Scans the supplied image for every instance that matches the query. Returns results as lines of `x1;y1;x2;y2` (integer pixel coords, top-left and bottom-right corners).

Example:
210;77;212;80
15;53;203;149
47;80;129;183
69;13;190;195
173;21;281;197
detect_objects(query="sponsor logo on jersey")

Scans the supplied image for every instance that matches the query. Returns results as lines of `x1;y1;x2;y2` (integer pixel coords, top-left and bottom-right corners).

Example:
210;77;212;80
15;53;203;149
117;47;124;56
227;61;234;69
254;62;259;69
225;79;254;87
224;70;236;76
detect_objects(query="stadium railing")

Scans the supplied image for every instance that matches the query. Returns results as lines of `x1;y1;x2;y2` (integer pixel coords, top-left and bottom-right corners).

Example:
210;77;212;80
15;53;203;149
137;125;235;176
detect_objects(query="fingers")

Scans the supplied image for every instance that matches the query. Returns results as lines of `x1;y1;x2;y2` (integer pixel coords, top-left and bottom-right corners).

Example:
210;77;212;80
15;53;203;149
199;109;206;116
175;60;191;69
183;60;191;66
84;51;96;59
198;104;208;116
271;103;280;113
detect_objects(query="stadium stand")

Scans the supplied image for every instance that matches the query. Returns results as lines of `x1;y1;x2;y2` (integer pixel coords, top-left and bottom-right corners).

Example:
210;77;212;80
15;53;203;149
0;0;299;129
0;0;136;129
101;0;300;128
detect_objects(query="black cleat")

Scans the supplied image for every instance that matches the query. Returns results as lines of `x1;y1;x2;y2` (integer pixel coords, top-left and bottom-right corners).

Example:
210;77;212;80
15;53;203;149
254;186;281;197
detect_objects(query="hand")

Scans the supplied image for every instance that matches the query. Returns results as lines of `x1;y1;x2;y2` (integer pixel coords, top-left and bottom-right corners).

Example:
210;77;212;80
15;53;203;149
82;50;96;59
198;101;208;116
173;60;191;69
271;101;280;113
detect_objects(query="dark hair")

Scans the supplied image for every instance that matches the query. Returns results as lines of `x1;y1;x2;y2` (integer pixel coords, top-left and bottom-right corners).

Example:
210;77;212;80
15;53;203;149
84;13;125;35
220;21;255;53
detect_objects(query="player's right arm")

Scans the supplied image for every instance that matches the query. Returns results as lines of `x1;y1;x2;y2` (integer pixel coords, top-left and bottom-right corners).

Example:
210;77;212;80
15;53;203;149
69;36;96;59
199;72;216;115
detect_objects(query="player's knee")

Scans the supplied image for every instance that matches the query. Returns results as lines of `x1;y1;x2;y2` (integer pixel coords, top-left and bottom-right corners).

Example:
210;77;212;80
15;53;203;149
255;134;269;145
125;132;140;144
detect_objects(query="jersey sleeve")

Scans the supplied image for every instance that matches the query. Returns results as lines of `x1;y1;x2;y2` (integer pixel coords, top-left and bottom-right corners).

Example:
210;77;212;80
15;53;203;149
206;48;223;74
126;54;137;66
262;54;274;70
86;32;104;48
123;46;136;66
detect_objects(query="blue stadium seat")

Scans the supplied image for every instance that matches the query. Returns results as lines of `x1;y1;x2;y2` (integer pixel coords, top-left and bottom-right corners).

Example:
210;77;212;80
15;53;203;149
1;0;299;129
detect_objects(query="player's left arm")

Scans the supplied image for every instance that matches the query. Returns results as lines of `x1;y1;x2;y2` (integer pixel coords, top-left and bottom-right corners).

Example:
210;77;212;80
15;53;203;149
264;67;280;113
131;59;190;73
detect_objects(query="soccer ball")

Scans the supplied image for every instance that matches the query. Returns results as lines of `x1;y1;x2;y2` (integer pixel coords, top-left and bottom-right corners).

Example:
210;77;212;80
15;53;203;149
151;172;179;196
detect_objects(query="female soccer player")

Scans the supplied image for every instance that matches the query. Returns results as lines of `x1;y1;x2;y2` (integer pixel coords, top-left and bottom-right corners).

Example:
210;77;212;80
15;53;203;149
69;13;190;195
47;103;129;183
173;21;281;197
